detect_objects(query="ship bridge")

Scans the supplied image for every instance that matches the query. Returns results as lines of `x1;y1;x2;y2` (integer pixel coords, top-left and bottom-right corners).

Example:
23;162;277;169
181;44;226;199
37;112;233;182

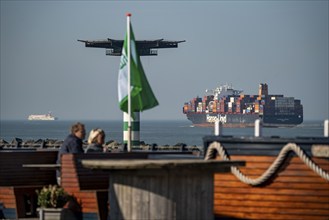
78;38;185;56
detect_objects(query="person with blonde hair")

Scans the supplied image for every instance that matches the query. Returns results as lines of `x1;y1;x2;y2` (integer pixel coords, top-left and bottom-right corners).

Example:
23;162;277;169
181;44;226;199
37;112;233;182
85;128;106;153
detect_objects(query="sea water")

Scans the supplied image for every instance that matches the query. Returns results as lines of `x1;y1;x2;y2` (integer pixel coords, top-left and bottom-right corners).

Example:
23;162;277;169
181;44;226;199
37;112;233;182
0;120;326;146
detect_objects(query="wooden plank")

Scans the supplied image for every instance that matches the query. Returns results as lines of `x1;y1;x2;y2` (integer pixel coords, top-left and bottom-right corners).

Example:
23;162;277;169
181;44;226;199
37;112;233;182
61;173;77;178
71;192;100;198
0;194;17;200
132;175;149;220
22;164;60;169
214;156;329;172
214;192;329;203
224;155;329;163
215;173;329;183
200;169;213;219
214;180;329;190
225;162;329;170
81;159;244;170
215;169;328;178
215;211;329;220
215;168;328;177
215;187;329;196
215;199;329;209
149;175;170;219
214;205;329;216
228;156;329;169
80;202;98;209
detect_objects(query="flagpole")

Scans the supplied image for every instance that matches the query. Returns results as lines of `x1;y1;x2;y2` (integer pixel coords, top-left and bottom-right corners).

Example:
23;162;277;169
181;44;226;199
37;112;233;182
127;13;132;152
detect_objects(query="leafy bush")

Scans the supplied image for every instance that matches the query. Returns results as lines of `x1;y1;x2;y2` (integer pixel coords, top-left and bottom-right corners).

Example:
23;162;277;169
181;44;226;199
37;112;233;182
36;185;68;208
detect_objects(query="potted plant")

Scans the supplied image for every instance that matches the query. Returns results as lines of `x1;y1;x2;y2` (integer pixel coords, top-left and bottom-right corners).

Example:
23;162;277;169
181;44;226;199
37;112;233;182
36;185;68;220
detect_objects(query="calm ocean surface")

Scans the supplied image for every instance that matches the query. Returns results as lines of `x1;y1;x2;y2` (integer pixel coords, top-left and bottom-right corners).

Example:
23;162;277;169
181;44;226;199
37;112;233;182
0;120;326;146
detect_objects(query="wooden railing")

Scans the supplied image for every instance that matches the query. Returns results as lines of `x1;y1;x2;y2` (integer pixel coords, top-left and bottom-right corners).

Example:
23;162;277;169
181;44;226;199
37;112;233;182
0;150;196;220
0;150;58;219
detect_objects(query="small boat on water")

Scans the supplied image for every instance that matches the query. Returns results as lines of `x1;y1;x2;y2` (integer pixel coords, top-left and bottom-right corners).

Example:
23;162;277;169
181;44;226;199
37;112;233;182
204;135;329;219
27;112;57;121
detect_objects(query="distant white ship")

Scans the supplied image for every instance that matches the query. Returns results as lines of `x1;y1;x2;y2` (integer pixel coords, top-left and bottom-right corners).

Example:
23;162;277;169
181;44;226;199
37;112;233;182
28;112;57;121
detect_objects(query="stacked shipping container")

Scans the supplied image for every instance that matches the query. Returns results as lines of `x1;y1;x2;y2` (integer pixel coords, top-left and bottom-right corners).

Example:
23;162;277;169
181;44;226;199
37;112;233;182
183;84;303;126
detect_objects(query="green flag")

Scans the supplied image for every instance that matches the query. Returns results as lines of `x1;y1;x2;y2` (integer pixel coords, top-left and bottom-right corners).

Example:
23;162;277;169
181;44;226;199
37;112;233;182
118;23;159;113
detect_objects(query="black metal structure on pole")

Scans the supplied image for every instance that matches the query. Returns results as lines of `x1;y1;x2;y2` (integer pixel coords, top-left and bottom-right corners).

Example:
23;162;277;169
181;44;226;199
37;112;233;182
78;38;185;56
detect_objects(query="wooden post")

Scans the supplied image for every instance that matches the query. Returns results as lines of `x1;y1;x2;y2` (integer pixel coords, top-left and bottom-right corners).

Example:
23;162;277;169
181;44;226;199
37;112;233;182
254;119;262;137
109;169;213;219
81;159;244;220
214;120;222;136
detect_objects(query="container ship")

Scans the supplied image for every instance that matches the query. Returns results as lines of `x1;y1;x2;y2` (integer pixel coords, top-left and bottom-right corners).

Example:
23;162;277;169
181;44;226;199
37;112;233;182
27;112;57;121
183;83;303;127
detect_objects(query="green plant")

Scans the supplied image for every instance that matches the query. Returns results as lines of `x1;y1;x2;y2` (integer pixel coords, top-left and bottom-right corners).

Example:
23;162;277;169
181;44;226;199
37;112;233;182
36;185;68;208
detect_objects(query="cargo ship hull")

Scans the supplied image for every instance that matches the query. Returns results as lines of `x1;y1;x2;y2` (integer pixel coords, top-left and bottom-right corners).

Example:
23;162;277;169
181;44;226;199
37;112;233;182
186;112;303;127
187;113;257;127
262;114;303;127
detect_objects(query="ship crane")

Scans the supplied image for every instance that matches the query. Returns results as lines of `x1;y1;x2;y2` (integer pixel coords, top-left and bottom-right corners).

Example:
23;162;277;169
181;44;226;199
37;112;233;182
206;83;243;100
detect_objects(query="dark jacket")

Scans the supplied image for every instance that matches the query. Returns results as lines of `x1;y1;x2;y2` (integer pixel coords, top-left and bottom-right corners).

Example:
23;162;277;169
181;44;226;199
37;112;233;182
85;143;103;153
56;134;84;180
58;134;84;155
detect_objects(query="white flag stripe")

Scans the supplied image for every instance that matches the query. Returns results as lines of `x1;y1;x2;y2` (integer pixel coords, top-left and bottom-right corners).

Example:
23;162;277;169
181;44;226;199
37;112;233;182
118;46;128;103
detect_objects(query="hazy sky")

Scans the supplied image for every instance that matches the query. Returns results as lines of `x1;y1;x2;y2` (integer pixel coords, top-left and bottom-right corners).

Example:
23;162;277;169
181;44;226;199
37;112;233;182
1;1;328;121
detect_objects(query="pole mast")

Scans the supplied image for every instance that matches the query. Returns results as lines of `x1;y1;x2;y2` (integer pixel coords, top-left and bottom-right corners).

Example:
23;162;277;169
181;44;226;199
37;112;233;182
127;13;132;152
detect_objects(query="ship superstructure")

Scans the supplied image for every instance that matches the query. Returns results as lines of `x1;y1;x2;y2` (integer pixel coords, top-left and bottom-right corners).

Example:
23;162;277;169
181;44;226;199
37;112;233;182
183;83;303;127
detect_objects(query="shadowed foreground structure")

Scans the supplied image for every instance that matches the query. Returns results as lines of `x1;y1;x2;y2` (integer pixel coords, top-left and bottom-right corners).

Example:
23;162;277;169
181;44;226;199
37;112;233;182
1;135;328;219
